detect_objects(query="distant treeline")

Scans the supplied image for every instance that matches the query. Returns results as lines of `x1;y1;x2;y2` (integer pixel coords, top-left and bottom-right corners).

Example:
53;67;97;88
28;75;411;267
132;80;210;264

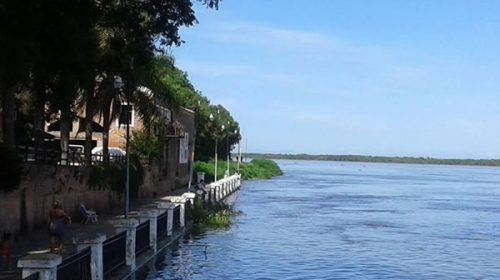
243;153;500;167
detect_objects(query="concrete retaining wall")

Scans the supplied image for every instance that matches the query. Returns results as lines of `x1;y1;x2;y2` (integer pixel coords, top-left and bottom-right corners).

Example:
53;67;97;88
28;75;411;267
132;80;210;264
0;165;114;236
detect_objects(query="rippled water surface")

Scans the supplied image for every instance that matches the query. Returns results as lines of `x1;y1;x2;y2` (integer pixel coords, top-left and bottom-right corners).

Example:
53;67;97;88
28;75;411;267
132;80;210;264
133;160;500;279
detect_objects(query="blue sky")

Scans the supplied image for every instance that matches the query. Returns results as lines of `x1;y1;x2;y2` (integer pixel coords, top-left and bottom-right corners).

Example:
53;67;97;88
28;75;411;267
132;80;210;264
172;1;500;159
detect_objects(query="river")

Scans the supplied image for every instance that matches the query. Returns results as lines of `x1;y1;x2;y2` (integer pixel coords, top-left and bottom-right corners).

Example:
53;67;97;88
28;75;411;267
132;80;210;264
132;160;500;279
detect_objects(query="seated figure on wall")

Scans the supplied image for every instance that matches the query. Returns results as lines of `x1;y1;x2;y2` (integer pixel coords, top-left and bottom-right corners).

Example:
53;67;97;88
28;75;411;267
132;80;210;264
195;180;208;195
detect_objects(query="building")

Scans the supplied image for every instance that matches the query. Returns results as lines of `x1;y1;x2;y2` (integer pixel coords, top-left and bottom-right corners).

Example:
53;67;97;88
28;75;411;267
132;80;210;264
45;98;196;194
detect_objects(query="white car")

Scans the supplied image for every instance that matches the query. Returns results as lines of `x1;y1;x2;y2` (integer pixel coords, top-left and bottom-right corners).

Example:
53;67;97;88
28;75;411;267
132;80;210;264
91;147;126;162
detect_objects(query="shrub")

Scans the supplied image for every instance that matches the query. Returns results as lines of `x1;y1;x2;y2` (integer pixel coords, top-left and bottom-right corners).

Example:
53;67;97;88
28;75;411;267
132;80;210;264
194;158;282;182
88;154;143;199
129;130;160;163
191;198;241;230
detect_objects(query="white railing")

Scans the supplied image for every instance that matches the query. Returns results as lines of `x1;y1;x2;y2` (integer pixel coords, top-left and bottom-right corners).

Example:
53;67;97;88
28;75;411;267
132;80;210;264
204;174;241;204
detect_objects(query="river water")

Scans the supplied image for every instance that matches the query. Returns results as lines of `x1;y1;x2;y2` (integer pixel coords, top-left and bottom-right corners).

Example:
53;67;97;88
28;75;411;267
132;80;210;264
132;160;500;279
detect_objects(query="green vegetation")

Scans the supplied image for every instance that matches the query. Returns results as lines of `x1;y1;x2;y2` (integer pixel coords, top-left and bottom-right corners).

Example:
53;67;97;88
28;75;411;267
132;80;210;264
0;0;241;166
129;130;161;164
0;145;23;192
240;159;284;179
0;0;246;201
245;153;500;167
151;56;241;162
193;159;283;182
190;199;241;230
88;155;143;199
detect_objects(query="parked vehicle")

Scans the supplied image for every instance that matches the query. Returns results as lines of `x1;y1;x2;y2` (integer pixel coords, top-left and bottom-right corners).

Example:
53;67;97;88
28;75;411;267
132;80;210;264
67;144;84;165
91;146;126;162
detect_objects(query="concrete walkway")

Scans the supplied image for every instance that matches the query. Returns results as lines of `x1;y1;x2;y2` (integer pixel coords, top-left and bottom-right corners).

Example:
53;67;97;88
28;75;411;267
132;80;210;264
0;187;193;280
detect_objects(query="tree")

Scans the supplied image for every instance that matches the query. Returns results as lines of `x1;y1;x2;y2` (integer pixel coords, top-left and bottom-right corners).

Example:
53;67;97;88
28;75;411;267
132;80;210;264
147;55;241;161
90;0;221;163
0;0;221;158
0;1;34;147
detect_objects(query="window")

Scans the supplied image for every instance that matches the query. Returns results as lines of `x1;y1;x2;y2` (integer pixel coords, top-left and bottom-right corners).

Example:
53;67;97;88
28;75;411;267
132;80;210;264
117;104;135;128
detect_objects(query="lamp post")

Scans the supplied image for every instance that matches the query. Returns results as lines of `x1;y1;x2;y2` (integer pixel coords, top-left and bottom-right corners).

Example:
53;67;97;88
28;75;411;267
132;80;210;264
114;75;129;219
209;113;218;182
235;129;240;174
226;121;230;176
220;124;225;179
187;100;201;193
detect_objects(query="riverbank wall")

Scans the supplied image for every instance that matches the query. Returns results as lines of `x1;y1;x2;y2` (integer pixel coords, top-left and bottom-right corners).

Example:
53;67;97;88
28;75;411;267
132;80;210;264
0;165;116;237
0;153;197;238
16;174;241;280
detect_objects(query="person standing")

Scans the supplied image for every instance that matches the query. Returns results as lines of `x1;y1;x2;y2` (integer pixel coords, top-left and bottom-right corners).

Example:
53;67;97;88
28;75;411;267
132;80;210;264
48;201;71;253
1;232;11;271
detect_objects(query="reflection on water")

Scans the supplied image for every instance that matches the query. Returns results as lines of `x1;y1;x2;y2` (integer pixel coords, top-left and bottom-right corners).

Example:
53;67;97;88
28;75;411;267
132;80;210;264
132;160;500;279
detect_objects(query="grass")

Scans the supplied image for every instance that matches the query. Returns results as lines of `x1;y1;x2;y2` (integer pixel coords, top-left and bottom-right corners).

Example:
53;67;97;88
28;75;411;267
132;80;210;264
190;199;242;231
193;158;283;182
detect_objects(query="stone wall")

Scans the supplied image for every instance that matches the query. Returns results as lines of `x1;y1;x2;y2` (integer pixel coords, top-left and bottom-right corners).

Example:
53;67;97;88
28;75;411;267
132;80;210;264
0;165;114;236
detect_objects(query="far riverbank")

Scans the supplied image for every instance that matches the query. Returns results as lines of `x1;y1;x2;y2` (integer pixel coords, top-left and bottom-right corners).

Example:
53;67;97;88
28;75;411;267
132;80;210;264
244;153;500;167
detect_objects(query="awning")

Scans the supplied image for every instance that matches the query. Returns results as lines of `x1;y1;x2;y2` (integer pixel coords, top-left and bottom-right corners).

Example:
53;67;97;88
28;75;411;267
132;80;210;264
47;120;73;132
77;117;104;133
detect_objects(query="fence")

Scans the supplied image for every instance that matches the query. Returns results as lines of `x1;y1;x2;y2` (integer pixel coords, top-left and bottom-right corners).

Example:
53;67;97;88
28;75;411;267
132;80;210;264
185;200;192;222
173;205;181;230
103;231;127;277
17;180;241;280
135;221;150;255
18;145;60;164
56;247;91;280
17;145;125;166
157;211;169;239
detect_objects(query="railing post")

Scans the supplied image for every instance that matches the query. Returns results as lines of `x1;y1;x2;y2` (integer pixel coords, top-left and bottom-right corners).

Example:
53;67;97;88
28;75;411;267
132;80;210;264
212;183;217;203
139;209;160;252
18;253;62;280
161;196;188;228
112;219;139;270
73;233;106;280
183;192;196;206
214;183;219;202
203;186;210;203
207;184;214;204
183;192;196;225
217;182;222;201
174;198;187;228
222;180;226;198
155;204;169;235
157;202;176;236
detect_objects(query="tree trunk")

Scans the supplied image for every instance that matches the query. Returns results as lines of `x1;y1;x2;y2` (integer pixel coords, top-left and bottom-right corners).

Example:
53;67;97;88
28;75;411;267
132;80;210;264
2;85;16;147
33;81;45;163
102;99;110;164
60;105;71;166
84;88;95;166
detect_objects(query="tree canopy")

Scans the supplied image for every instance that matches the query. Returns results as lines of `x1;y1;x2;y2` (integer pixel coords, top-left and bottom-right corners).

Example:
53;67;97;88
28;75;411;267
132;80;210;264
0;0;240;163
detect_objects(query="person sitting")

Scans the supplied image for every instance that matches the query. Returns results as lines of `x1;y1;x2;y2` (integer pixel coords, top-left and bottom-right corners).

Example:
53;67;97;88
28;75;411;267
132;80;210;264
195;180;208;195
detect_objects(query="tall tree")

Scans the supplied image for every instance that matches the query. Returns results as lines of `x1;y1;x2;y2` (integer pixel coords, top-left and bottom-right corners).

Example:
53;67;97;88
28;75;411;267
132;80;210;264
0;1;33;147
